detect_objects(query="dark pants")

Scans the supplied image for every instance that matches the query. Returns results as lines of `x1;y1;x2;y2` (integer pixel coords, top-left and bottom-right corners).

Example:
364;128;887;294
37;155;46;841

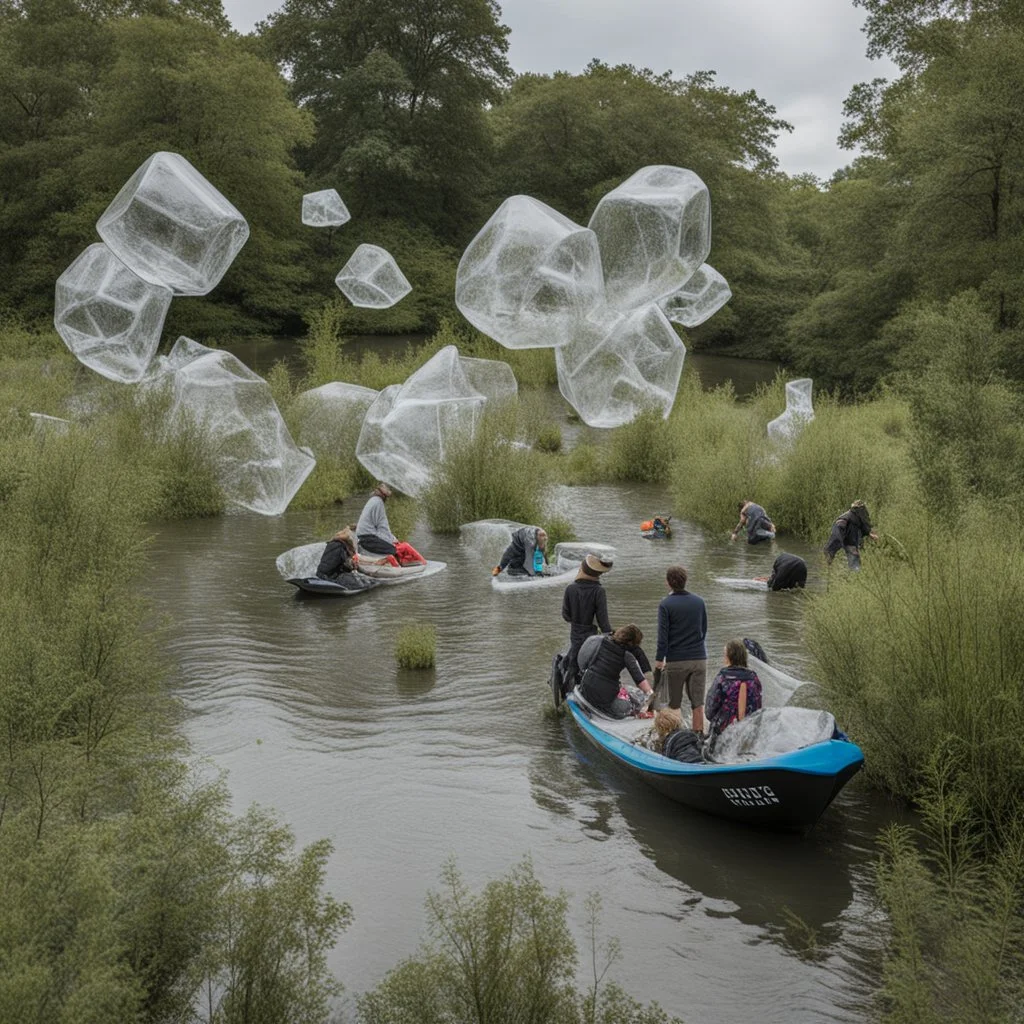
566;628;598;688
824;524;860;569
579;669;632;718
358;534;397;557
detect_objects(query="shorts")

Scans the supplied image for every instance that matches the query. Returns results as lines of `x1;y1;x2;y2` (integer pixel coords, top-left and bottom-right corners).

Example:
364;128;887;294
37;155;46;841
663;659;707;710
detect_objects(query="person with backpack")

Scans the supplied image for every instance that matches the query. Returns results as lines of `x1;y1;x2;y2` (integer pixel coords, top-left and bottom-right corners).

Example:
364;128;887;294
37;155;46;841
705;639;763;742
823;500;878;570
492;526;548;577
730;501;776;545
577;625;653;718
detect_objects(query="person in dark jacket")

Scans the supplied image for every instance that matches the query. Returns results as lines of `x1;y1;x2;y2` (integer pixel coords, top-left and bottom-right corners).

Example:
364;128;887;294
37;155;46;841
493;526;548;577
654;565;707;733
578;624;653;718
764;552;807;591
730;501;775;545
705;639;763;743
561;553;614;687
824;500;878;569
316;528;359;580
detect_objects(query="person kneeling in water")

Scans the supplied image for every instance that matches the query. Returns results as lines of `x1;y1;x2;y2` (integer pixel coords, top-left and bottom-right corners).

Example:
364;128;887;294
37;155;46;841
577;624;654;719
316;528;359;580
492;526;548;577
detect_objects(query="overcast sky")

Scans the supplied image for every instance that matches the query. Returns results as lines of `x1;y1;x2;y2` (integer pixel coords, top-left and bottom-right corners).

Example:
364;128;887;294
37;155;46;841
224;0;897;180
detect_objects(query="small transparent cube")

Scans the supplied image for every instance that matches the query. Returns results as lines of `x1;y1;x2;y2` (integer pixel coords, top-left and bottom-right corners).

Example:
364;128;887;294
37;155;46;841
335;244;411;308
54;243;172;382
302;189;351;227
97;151;250;296
660;263;732;328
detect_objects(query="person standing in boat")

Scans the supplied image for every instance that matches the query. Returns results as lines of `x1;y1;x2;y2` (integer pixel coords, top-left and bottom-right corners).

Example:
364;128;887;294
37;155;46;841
705;639;763;744
577;625;654;718
823;499;878;570
560;553;614;689
356;482;426;565
730;500;776;545
654;565;707;734
492;526;548;577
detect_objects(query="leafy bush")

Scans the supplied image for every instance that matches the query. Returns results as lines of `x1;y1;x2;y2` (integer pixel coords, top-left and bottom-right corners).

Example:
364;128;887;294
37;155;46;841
542;514;576;550
534;423;563;453
608;406;679;482
395;624;436;670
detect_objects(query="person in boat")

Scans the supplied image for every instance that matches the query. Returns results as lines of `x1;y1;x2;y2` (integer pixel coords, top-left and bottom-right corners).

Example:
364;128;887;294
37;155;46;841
705;638;763;742
560;552;614;689
823;499;878;570
577;624;654;719
730;501;776;545
316;527;360;580
634;707;683;752
492;526;548;577
655;565;707;734
756;552;808;591
356;482;426;566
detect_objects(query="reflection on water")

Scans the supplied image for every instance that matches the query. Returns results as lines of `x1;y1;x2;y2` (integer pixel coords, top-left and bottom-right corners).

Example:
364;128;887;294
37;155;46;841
145;478;897;1023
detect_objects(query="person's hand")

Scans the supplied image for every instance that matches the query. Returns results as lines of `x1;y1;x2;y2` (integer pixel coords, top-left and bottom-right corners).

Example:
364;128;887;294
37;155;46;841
869;531;879;541
491;566;501;576
730;532;737;542
654;660;665;670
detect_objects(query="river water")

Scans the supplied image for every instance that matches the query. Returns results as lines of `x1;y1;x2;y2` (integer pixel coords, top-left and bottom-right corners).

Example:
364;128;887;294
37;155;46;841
146;420;902;1021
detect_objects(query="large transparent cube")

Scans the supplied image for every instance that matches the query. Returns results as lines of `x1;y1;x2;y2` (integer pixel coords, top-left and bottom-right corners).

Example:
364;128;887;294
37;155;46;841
54;243;172;382
659;263;732;328
767;378;815;444
302;189;351;228
291;381;378;456
456;195;605;350
335;244;411;308
97;152;250;296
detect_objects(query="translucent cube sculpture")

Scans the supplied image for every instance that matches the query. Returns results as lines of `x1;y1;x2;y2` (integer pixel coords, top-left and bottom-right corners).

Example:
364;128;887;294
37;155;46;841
460;519;524;562
588;166;711;311
30;413;72;437
54;243;172;382
335;244;411;308
355;345;517;496
302;189;351;228
767;378;815;444
711;708;837;764
276;541;327;580
659;263;732;328
151;337;315;515
291;381;378;456
456;195;606;350
97;151;250;296
555;304;685;428
553;541;617;572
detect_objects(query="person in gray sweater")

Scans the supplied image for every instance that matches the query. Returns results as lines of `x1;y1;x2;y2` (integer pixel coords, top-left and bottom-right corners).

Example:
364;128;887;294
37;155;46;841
356;483;399;556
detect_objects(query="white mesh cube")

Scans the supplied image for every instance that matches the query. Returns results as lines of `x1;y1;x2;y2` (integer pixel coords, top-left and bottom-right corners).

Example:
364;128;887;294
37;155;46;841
291;381;378;455
335;244;411;308
97;152;250;296
767;378;815;444
54;243;172;382
659;263;732;328
302;189;351;228
588;166;711;312
355;345;517;496
555;304;685;428
151;337;315;515
456;195;605;350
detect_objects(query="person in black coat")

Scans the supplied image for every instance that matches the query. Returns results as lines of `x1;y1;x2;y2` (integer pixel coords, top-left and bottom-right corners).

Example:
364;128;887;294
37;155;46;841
765;552;807;591
578;625;653;718
316;528;359;580
561;552;614;686
824;500;878;570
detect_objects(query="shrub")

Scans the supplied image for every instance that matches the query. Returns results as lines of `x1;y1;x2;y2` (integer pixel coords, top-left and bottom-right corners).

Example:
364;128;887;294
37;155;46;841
395;624;436;670
533;423;563;453
608;406;678;482
542;514;576;550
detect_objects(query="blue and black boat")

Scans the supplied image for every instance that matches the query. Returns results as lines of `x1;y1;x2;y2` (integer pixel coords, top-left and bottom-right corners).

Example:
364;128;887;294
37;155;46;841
565;693;864;831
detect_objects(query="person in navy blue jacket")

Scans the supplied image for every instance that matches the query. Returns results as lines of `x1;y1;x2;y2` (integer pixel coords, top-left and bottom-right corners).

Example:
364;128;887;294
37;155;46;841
654;565;708;733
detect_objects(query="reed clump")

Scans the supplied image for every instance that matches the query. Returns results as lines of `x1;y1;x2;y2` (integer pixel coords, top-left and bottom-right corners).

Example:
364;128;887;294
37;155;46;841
395;624;436;670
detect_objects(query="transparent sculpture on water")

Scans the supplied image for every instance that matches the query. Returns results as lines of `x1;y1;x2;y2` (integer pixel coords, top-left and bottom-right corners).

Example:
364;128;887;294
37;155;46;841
302;189;351;228
335;244;411;309
150;337;315;515
97;152;249;296
276;541;326;580
767;378;814;444
291;381;379;456
355;345;517;497
54;243;172;382
710;708;837;764
659;263;732;328
455;196;605;350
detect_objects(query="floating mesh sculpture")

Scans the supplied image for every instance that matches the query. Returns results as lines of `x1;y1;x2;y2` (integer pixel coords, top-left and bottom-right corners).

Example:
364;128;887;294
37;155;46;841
302;189;351;228
291;381;379;456
54;243;172;383
150;337;315;515
335;244;411;309
710;708;837;764
455;196;605;350
456;167;728;428
659;263;732;328
276;541;326;580
767;378;815;444
355;345;517;496
97;151;249;296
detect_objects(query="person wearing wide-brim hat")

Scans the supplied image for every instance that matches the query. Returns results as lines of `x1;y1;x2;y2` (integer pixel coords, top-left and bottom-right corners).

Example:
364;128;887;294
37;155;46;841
559;553;615;694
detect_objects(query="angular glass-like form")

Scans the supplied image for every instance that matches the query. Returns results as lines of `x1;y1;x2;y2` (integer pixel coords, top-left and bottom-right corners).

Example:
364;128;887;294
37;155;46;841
555;304;685;428
588;166;711;312
767;378;814;444
302;189;351;228
710;708;837;763
54;243;172;382
275;541;327;580
552;541;617;572
659;263;732;328
291;381;378;456
456;195;606;350
335;244;411;308
30;413;72;437
150;337;315;515
97;152;250;296
355;345;517;496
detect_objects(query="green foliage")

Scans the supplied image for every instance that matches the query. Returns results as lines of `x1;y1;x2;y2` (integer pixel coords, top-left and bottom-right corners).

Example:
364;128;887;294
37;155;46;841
357;860;682;1024
395;624;436;670
534;424;563;453
541;515;576;551
607;407;679;483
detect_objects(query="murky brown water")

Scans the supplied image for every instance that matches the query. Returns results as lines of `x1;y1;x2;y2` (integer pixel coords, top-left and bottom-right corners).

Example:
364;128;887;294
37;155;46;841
146;469;902;1022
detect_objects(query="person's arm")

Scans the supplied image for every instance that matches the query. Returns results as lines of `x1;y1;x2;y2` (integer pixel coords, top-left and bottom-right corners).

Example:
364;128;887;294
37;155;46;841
624;651;649;690
729;517;744;541
737;682;748;721
561;587;572;623
655;600;668;666
705;675;724;723
596;589;611;634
